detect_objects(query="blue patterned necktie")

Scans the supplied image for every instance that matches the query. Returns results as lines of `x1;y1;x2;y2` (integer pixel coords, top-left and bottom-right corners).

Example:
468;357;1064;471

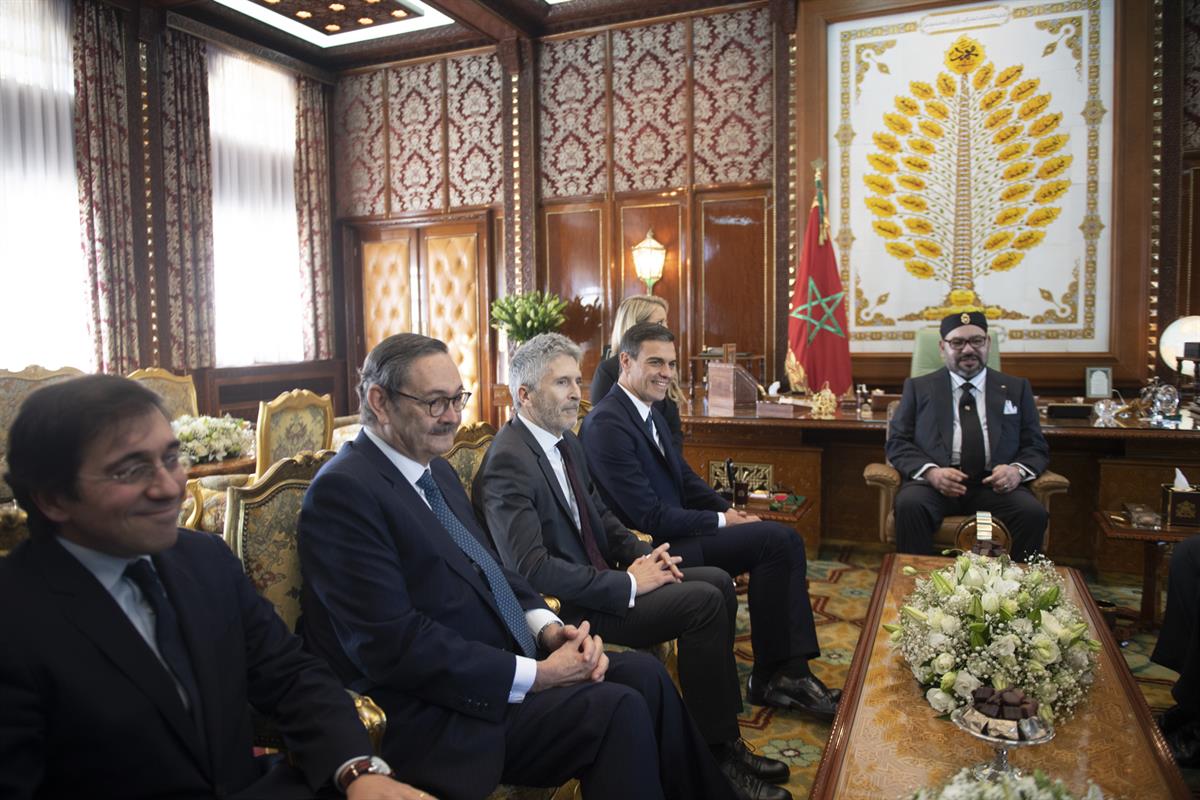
416;470;536;657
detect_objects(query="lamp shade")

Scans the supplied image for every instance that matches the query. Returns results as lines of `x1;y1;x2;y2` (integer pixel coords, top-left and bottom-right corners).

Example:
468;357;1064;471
631;229;666;293
1159;315;1200;377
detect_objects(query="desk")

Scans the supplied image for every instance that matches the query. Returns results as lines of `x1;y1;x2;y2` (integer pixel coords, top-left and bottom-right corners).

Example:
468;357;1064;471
1094;511;1196;629
810;553;1188;799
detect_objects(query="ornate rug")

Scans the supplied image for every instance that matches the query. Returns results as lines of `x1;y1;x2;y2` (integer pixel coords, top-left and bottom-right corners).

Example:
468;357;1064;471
733;545;1189;799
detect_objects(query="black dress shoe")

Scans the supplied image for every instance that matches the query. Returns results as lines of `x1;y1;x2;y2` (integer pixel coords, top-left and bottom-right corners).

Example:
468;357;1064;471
747;673;840;721
718;756;793;800
716;739;789;784
1165;719;1200;769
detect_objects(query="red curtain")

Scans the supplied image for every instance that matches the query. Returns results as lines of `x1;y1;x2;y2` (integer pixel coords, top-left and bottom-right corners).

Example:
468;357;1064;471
294;77;334;361
161;28;216;369
73;0;138;374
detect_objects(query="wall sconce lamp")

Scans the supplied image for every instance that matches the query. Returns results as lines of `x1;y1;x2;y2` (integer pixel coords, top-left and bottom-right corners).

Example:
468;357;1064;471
631;229;666;294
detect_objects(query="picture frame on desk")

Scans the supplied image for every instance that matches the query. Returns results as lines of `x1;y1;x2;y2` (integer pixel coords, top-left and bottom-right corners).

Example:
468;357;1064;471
1086;367;1113;399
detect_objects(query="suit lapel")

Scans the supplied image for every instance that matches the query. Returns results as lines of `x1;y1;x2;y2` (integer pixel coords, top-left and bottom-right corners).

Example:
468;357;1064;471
34;536;209;771
933;368;954;458
649;405;684;488
612;385;672;470
985;369;1006;459
513;417;576;528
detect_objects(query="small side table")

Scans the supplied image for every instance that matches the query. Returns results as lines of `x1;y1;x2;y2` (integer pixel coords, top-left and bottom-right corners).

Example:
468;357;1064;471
1093;510;1196;629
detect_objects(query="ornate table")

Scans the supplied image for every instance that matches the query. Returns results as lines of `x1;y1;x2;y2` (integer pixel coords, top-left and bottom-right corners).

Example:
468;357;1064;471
809;553;1189;799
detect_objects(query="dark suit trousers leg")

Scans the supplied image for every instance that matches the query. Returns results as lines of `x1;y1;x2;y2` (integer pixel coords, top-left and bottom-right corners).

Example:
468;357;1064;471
894;482;957;555
697;521;820;671
1153;536;1200;675
581;566;741;745
966;485;1048;562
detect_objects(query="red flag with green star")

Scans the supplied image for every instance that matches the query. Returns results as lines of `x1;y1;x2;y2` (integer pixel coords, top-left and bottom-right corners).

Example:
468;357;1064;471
788;173;851;396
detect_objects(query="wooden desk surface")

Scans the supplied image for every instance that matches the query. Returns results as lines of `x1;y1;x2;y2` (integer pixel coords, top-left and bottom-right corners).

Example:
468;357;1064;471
1094;511;1198;544
810;553;1188;800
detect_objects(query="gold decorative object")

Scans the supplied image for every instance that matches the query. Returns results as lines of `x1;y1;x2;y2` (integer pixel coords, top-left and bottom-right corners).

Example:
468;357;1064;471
810;384;838;419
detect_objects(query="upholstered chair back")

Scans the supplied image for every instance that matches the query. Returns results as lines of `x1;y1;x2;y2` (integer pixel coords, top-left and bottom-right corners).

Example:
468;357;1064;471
255;389;334;478
223;450;336;631
331;413;362;451
0;365;85;503
126;368;199;419
444;421;497;499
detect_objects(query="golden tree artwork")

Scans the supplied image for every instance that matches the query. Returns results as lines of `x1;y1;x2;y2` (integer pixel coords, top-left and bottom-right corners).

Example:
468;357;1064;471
863;35;1070;320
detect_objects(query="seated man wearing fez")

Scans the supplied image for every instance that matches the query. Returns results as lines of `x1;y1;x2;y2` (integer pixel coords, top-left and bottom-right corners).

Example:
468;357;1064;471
1152;536;1200;767
0;375;422;800
474;333;793;800
579;322;840;720
887;311;1050;561
298;332;737;800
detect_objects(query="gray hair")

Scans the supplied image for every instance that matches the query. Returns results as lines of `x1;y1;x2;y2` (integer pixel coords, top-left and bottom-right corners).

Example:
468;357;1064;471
358;333;449;426
509;332;582;404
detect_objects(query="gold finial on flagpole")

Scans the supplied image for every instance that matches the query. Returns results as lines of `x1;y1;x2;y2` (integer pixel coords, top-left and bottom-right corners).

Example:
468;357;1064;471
810;158;829;245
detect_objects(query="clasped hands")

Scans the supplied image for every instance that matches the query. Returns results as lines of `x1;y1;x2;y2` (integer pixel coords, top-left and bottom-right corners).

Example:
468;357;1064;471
926;464;1022;497
626;542;684;595
532;621;609;691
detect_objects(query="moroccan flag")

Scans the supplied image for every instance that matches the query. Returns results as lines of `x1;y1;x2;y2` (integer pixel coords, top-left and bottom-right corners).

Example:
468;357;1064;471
787;176;852;396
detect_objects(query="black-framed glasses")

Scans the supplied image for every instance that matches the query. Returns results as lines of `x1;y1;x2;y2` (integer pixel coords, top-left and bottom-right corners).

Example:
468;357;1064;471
943;336;987;351
393;390;472;417
80;451;189;486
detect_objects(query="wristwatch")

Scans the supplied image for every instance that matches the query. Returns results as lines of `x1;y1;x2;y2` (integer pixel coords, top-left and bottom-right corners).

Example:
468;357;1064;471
337;756;394;793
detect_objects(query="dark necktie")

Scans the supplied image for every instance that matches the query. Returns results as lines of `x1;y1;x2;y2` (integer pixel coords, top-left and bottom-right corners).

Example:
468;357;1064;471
416;470;537;657
555;440;609;572
124;560;203;722
959;383;985;481
645;413;665;455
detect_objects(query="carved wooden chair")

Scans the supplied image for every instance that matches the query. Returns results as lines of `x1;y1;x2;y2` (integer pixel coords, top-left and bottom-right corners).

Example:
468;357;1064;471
222;450;386;752
331;413;362;451
445;421;498;501
127;367;199;420
0;365;85;504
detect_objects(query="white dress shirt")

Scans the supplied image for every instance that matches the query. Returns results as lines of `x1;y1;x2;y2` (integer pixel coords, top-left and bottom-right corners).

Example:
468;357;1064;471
518;413;638;607
362;426;559;703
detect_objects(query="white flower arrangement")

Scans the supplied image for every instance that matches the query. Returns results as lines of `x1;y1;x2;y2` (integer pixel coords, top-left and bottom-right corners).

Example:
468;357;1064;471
171;415;254;464
886;553;1100;723
908;768;1105;799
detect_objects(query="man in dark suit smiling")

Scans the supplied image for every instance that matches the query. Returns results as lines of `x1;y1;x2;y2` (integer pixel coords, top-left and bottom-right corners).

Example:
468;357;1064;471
886;311;1050;560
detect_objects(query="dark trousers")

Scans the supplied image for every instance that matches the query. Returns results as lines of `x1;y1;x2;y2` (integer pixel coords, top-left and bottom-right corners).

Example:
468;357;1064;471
894;481;1048;562
501;651;736;800
575;566;741;745
679;521;819;673
1153;536;1200;713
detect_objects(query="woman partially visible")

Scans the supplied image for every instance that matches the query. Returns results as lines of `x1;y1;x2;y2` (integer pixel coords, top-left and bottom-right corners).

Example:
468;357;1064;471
590;294;686;449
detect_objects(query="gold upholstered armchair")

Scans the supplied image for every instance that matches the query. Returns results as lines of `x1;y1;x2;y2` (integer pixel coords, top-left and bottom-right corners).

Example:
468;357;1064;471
445;421;498;501
222;450;386;752
127;367;199;420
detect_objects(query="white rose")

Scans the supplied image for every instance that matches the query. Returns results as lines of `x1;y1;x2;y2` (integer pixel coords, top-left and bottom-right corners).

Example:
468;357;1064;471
1039;609;1069;642
925;688;958;714
1030;633;1061;665
940;615;961;635
961;567;984;588
952;670;982;699
981;592;1000;614
932;652;955;673
928;632;948;650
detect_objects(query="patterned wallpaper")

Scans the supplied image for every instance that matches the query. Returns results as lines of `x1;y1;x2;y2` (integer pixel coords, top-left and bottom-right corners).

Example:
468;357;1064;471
333;52;503;217
693;8;772;185
333;70;386;218
539;34;608;199
611;22;688;192
1186;0;1199;152
538;6;774;200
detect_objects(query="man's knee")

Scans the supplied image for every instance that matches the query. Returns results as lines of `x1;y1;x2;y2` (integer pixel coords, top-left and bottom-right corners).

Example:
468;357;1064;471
607;650;673;702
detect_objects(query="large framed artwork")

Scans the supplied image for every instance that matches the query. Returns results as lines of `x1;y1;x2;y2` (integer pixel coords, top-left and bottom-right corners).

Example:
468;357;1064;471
796;0;1156;387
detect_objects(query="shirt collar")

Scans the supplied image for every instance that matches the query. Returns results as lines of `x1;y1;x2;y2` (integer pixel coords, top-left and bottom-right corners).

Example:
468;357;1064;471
362;425;433;489
56;536;149;593
618;383;653;421
516;412;564;460
949;367;988;395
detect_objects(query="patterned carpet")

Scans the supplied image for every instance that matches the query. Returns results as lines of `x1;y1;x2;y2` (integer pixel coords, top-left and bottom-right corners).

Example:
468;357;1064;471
733;545;1189;799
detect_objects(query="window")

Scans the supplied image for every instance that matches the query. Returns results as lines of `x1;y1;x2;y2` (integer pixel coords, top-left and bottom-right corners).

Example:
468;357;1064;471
0;0;95;372
207;46;304;367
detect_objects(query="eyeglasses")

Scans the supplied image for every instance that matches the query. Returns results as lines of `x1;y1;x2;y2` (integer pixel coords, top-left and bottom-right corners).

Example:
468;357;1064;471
393;390;472;417
943;336;988;351
80;451;189;486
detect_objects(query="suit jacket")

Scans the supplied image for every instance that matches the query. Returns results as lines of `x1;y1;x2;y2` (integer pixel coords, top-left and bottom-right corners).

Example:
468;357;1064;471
885;366;1050;482
0;529;369;800
590;356;684;451
298;431;551;798
579;385;728;566
473;415;652;619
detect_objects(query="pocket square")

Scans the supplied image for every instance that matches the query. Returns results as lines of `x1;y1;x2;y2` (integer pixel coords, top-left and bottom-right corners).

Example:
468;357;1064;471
1003;400;1019;415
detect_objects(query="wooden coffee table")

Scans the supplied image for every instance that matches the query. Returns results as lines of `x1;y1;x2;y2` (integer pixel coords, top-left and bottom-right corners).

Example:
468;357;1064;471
809;553;1189;799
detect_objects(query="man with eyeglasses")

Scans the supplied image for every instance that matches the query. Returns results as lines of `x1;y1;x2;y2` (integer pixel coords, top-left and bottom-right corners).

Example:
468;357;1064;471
0;375;424;799
887;311;1050;560
298;333;737;800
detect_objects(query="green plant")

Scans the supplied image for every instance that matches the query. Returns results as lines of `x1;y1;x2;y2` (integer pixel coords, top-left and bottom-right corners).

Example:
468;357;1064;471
489;291;568;343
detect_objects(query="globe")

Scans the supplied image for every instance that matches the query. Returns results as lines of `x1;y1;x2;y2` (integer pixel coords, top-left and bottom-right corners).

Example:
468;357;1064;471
1159;315;1200;378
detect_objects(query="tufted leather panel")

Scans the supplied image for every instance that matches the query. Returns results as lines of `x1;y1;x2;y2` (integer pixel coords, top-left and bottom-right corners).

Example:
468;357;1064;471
362;237;415;354
425;233;480;424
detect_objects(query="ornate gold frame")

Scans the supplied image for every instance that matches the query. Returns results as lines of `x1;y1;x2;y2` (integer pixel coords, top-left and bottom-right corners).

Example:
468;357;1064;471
127;367;199;418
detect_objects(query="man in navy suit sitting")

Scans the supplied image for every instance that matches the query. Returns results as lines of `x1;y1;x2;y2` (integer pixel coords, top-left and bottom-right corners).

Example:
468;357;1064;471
298;333;737;800
579;322;840;719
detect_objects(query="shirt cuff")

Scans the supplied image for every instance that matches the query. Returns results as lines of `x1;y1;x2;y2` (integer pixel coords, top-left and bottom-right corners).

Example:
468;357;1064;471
628;572;638;607
913;463;939;480
1012;463;1036;482
509;656;537;703
715;510;726;528
525;608;561;639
